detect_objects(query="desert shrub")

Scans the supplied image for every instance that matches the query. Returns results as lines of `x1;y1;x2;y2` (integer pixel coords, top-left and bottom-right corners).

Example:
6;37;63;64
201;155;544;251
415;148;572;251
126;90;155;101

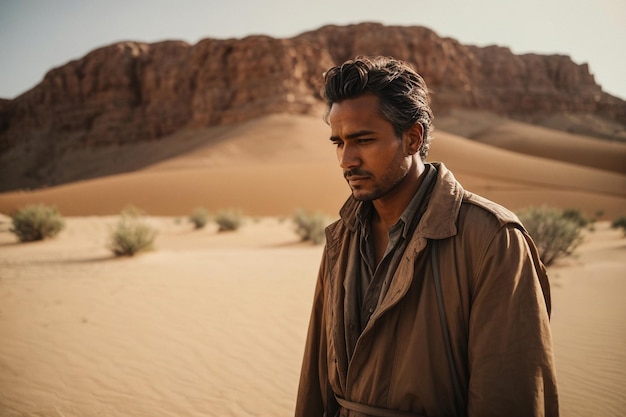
10;204;65;242
611;216;626;236
561;208;590;228
215;209;243;232
109;207;158;256
293;209;329;245
189;207;210;229
517;206;584;266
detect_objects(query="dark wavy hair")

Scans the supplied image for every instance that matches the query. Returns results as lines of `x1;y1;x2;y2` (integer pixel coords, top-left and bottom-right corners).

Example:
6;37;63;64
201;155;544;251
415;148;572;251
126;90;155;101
322;56;434;160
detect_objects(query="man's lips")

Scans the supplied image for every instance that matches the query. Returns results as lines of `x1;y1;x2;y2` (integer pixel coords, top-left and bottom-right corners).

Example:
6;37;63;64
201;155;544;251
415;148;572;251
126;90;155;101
344;170;371;187
345;175;370;188
344;170;371;182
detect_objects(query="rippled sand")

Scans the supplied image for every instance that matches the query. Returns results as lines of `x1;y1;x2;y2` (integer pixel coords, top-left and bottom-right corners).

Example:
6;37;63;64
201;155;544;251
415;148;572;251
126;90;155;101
0;217;624;416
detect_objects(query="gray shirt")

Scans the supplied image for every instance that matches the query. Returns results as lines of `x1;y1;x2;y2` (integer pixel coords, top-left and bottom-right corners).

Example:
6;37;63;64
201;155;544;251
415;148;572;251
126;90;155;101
344;163;437;358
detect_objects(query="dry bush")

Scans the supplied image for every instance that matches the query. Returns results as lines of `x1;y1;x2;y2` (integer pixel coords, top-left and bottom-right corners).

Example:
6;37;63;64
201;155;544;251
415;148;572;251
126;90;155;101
215;209;243;232
517;206;584;266
109;207;158;256
293;209;330;245
189;207;210;229
561;208;590;228
611;216;626;236
10;204;65;242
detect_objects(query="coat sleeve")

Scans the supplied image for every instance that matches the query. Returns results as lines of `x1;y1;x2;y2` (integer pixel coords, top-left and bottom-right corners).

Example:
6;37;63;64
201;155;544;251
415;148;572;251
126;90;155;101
295;251;335;417
467;224;559;417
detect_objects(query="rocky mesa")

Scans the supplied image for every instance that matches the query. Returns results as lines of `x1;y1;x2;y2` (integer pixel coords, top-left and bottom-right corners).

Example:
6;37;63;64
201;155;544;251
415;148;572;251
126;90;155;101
1;22;625;191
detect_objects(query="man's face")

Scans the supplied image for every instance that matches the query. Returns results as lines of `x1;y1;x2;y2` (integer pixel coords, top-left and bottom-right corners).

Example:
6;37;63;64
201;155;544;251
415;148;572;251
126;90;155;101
328;94;413;202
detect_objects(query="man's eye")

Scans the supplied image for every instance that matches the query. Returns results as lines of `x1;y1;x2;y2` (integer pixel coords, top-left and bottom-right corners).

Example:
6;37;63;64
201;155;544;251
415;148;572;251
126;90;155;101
357;138;373;144
331;141;344;147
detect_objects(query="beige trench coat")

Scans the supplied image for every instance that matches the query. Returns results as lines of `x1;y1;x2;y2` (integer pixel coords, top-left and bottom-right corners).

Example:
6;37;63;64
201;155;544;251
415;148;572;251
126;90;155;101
295;162;558;417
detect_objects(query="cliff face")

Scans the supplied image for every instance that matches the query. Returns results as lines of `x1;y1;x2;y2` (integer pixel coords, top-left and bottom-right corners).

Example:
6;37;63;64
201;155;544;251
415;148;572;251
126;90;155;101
0;37;329;152
300;24;624;118
1;22;624;191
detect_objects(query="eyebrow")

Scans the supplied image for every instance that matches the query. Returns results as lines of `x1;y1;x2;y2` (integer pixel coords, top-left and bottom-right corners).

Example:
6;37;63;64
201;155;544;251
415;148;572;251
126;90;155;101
329;130;376;142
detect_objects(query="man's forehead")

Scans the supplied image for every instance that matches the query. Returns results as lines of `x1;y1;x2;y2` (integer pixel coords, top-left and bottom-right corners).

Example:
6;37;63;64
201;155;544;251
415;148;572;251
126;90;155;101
329;96;382;125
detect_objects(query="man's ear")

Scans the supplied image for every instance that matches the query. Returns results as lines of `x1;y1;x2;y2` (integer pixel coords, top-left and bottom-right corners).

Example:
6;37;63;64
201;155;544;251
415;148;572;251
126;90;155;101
404;123;423;155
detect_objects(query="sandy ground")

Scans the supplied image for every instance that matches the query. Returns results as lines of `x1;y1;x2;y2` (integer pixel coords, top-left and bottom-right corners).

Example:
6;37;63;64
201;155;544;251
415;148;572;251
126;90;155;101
548;224;626;416
0;216;624;417
0;216;321;417
1;112;626;416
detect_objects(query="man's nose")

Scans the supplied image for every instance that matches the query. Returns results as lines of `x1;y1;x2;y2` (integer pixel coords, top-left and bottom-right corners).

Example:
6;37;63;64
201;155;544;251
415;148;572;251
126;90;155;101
339;143;360;170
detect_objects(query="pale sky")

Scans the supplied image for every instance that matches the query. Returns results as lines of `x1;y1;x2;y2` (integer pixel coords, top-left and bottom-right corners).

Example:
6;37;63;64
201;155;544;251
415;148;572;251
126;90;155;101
1;0;625;100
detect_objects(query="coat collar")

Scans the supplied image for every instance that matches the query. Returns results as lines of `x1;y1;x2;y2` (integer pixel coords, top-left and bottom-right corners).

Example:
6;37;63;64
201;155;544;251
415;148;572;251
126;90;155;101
336;162;464;242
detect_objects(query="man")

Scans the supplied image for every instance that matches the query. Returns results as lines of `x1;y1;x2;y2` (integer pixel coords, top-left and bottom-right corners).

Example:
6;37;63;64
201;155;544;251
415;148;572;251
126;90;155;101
295;56;559;417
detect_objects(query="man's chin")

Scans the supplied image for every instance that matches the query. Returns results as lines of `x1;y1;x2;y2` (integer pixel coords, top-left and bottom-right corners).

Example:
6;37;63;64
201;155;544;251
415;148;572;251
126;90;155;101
351;189;379;202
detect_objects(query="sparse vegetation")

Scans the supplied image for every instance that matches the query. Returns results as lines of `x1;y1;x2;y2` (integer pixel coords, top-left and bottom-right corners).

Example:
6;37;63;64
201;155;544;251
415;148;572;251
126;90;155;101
611;216;626;236
517;206;585;266
594;210;605;221
215;209;243;232
561;208;590;228
10;204;65;242
109;207;158;256
189;207;210;229
293;209;330;245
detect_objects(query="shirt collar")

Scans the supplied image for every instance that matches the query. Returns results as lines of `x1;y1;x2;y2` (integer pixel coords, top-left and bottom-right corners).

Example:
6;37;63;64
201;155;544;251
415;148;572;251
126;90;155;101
356;163;437;238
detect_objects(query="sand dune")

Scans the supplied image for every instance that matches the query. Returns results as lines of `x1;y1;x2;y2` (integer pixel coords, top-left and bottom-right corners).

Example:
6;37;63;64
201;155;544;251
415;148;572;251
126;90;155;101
1;113;625;219
437;109;626;174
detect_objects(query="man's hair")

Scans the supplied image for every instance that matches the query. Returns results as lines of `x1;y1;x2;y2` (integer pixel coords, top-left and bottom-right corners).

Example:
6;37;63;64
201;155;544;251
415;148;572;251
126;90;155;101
322;56;434;160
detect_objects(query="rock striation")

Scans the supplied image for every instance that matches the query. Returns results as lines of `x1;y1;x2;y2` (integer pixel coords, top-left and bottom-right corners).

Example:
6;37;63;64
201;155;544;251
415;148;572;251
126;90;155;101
1;22;625;191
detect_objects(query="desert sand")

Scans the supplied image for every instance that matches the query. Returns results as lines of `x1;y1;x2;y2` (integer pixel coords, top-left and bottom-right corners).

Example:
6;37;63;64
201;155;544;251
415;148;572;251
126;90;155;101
1;112;626;416
0;217;625;417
